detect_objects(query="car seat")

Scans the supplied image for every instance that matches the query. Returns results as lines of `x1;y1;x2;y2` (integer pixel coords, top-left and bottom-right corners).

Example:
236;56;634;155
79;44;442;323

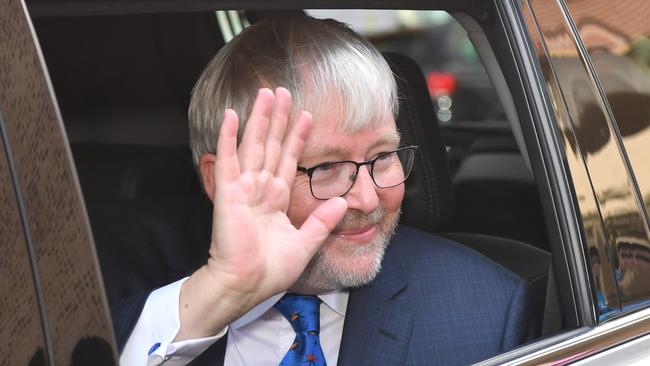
384;52;550;337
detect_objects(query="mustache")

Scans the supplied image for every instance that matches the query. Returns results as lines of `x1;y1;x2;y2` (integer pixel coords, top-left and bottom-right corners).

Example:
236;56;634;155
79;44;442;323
334;206;386;232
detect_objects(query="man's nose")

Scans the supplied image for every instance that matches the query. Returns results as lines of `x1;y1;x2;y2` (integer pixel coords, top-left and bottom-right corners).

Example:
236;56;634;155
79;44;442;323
343;166;379;213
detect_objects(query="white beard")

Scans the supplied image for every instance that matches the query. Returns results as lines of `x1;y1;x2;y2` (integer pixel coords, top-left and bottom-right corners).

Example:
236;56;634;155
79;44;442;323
297;206;400;290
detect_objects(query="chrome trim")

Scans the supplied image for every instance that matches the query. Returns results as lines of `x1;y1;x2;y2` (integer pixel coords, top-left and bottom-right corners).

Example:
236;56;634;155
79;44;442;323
494;306;650;365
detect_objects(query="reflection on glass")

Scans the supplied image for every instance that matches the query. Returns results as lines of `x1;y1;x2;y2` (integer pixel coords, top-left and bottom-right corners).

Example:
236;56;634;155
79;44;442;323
565;0;650;307
526;0;650;318
589;246;612;315
584;217;618;317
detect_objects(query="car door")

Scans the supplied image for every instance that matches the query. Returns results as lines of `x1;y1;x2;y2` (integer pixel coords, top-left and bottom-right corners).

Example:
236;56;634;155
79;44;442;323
0;110;51;366
0;0;118;364
477;0;650;364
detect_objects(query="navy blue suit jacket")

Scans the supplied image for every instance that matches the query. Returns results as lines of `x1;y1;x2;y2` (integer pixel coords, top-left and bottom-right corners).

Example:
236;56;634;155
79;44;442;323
95;200;529;366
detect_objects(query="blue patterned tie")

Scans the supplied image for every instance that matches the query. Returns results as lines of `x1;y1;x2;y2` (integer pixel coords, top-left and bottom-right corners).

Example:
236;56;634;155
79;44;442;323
273;294;327;366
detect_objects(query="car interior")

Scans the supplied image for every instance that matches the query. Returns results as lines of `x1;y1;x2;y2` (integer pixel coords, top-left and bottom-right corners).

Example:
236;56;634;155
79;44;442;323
30;5;573;358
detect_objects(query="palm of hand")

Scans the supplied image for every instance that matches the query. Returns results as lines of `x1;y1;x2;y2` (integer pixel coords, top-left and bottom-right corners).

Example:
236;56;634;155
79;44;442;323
205;88;347;307
213;172;302;295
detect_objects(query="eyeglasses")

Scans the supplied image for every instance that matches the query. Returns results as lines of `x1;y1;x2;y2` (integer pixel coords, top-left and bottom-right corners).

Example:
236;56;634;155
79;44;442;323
297;146;418;200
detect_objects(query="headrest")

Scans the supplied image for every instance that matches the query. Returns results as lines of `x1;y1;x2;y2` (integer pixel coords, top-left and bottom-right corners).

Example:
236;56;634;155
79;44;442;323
384;52;454;232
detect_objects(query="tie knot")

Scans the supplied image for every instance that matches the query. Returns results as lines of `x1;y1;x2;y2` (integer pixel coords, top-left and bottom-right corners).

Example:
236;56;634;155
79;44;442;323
274;294;321;334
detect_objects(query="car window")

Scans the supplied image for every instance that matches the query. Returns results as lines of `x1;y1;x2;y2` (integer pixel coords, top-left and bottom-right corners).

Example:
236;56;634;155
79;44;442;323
29;6;578;366
565;0;650;310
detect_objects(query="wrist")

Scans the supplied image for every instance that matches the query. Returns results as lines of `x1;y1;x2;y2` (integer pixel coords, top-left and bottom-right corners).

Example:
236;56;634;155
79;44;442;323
175;265;253;341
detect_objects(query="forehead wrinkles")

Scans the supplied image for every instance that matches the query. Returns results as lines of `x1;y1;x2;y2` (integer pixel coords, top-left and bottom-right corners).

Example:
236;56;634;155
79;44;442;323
302;126;400;162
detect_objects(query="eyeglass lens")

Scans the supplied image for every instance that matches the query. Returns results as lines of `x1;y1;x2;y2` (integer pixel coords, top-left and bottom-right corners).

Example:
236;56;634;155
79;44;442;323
309;148;415;199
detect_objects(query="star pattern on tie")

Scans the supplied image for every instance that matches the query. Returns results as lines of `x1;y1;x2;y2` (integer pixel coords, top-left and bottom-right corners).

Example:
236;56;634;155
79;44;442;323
274;294;327;366
290;311;301;322
305;353;319;365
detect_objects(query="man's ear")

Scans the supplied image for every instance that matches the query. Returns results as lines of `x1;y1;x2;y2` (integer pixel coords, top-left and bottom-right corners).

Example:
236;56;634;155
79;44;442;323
199;153;217;202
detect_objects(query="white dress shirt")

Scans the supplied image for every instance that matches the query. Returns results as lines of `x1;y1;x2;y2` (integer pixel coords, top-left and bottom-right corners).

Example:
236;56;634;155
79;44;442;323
120;277;348;366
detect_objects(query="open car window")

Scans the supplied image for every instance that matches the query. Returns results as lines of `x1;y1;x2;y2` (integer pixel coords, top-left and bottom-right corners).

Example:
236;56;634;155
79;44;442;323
32;7;562;365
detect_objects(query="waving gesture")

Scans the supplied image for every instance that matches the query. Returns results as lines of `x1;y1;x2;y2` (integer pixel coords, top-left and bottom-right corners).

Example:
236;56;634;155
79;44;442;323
177;88;347;340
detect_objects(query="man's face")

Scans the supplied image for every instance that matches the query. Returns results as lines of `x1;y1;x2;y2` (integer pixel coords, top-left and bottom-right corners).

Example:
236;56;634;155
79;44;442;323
288;110;404;292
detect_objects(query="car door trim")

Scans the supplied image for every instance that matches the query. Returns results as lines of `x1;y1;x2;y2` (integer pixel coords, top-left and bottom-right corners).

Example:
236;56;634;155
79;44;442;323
0;95;55;364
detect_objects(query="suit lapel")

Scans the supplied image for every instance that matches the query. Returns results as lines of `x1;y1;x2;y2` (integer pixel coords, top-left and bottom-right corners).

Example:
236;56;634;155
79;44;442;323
337;242;413;366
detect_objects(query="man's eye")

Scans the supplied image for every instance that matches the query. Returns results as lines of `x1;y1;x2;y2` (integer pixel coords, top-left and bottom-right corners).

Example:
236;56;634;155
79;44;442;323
375;151;399;163
311;163;346;183
373;147;400;160
376;152;392;161
314;163;342;176
316;164;335;171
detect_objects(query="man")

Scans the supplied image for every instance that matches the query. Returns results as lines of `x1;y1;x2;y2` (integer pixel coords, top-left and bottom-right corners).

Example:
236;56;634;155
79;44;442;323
116;16;529;365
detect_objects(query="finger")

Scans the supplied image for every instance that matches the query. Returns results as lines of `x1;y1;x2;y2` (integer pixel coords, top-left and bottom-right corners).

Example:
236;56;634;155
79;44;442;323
276;111;313;185
239;88;274;172
298;197;348;256
215;109;241;185
263;87;292;173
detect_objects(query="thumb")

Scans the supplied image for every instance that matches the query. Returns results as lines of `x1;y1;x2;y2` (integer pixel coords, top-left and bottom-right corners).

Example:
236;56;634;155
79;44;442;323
298;197;347;256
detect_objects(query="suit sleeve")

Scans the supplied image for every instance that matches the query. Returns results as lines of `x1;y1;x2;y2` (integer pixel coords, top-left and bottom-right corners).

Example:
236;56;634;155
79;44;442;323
500;278;531;351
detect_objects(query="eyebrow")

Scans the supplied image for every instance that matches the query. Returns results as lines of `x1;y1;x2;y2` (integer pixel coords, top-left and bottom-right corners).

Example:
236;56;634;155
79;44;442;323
302;130;401;163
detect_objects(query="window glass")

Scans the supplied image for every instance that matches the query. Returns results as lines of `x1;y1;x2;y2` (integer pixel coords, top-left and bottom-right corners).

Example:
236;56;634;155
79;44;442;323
33;8;552;365
306;10;505;126
566;0;650;308
525;0;633;319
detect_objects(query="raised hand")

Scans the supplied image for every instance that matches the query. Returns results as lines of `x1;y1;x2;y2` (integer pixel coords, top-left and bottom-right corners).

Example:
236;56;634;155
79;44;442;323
176;88;347;340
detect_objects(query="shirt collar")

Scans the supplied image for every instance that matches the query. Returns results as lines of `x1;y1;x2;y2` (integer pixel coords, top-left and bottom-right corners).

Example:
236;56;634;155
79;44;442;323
319;290;348;316
230;290;349;330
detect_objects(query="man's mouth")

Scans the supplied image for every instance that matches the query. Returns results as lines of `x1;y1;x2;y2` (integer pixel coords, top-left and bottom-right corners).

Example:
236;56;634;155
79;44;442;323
333;225;377;242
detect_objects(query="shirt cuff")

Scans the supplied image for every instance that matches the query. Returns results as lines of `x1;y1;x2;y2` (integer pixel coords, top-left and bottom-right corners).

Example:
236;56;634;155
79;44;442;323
119;277;228;366
159;327;227;365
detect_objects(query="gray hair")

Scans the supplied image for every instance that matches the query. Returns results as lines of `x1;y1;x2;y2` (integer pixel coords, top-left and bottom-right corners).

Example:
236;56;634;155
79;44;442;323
188;16;398;166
